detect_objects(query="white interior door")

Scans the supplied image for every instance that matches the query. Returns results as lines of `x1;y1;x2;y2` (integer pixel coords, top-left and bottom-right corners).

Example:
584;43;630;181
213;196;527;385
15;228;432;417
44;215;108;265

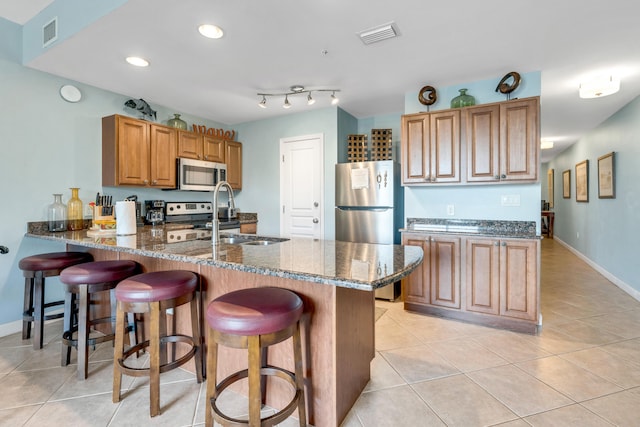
280;134;324;239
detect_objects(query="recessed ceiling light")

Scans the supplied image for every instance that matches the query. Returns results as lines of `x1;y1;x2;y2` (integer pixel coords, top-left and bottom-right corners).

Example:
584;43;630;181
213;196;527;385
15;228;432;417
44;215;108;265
198;24;224;39
125;56;149;67
540;139;554;150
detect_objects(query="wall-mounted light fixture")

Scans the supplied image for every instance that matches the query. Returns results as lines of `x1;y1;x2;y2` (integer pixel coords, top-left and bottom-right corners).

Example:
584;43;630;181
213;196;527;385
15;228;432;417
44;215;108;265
579;75;620;98
257;85;340;109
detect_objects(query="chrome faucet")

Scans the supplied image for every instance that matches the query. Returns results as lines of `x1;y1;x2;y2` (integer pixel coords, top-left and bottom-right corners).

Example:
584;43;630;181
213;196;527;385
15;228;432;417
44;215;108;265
212;181;236;245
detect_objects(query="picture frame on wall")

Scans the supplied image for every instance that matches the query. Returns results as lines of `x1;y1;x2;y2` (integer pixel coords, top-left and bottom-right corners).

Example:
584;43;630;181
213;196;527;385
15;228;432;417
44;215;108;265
598;152;615;199
563;169;571;198
547;169;554;208
576;160;589;202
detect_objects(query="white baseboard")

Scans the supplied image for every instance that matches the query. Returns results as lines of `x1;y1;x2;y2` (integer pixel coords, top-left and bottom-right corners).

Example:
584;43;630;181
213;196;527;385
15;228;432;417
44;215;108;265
0;308;64;339
554;237;640;303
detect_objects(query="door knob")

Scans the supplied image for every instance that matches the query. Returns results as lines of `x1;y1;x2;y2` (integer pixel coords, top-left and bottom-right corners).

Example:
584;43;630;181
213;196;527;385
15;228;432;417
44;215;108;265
0;245;8;254
313;218;319;224
314;202;319;207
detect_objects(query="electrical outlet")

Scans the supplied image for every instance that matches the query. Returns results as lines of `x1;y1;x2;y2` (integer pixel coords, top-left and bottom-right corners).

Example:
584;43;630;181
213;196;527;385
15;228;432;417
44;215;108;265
446;205;455;215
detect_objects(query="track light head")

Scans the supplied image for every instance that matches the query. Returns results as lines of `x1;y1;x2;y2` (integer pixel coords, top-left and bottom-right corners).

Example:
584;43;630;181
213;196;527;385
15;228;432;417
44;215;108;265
331;91;339;105
283;95;291;109
307;92;316;105
258;96;267;108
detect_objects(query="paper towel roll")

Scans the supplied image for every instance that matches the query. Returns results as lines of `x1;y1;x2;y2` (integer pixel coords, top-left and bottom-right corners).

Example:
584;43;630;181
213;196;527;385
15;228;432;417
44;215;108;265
116;234;137;248
115;201;137;235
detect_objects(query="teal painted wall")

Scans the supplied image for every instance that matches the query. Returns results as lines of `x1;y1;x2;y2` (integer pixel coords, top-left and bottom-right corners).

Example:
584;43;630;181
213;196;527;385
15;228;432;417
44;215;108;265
234;108;339;238
403;72;543;231
546;96;640;296
337;107;358;163
0;17;229;329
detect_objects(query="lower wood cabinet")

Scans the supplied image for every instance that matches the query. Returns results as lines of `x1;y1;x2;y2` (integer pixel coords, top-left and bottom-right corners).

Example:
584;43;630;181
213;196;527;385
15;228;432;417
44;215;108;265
403;232;540;332
402;233;460;309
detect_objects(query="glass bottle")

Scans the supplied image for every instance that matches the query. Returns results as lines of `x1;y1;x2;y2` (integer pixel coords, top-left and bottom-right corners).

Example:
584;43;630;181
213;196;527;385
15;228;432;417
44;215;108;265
450;88;476;108
47;194;66;232
167;113;187;130
67;187;84;231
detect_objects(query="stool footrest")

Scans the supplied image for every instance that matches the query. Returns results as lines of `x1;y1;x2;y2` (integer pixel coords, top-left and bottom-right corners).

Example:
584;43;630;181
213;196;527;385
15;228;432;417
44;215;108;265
62;330;115;349
118;335;198;377
212;365;301;427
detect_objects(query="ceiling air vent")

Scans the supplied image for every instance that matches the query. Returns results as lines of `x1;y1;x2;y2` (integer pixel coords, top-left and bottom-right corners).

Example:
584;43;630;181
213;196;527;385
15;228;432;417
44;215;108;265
42;17;58;48
358;22;398;45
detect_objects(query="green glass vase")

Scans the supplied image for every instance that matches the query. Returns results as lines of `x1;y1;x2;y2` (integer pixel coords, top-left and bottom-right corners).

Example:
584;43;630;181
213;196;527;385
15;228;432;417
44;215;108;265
450;88;476;108
167;113;187;130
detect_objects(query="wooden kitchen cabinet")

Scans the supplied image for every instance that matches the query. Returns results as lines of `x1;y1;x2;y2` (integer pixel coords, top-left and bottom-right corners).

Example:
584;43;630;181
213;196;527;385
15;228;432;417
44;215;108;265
177;131;226;163
225;140;243;190
466;237;538;321
401;110;460;185
102;115;176;188
402;233;460;308
466;97;539;183
240;222;257;234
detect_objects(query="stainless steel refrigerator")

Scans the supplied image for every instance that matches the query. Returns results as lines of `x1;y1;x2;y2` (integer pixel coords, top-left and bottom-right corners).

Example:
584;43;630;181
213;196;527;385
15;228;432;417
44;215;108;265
335;160;404;300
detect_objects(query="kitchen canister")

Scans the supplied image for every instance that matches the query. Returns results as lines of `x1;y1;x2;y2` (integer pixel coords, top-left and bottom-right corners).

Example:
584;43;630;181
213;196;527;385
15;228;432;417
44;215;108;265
115;201;137;235
48;193;66;232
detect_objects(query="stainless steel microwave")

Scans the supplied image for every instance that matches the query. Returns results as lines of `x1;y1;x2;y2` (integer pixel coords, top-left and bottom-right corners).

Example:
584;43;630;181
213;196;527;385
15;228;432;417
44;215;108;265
174;157;226;191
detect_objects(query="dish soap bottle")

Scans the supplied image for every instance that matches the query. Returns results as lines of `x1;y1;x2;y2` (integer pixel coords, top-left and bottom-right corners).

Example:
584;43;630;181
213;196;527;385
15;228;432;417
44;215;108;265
47;193;66;232
67;187;84;231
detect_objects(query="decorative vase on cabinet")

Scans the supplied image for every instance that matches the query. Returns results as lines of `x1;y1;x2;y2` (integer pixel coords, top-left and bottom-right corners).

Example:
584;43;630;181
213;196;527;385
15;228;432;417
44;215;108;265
167;114;187;130
450;88;476;108
67;187;84;231
48;193;66;232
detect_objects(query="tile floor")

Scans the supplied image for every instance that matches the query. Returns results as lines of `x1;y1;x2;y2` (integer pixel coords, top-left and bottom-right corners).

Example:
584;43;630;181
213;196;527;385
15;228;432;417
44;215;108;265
1;238;640;426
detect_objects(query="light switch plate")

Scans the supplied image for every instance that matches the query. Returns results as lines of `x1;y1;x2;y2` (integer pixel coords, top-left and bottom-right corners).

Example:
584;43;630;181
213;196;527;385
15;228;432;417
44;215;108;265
501;195;521;206
446;205;455;215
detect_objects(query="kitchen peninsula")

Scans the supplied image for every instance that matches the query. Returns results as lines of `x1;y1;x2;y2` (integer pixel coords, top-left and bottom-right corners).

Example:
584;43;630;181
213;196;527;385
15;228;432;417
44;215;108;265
26;224;423;427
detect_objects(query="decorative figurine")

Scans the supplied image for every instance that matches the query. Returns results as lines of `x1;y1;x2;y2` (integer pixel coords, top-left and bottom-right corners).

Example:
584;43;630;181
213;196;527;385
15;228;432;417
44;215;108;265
495;71;521;100
124;98;157;121
418;85;437;111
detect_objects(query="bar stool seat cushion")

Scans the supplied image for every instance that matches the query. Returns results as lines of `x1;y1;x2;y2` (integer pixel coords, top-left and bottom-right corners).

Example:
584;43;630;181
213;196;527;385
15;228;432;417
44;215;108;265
206;287;303;336
115;271;198;303
60;260;139;285
19;252;93;272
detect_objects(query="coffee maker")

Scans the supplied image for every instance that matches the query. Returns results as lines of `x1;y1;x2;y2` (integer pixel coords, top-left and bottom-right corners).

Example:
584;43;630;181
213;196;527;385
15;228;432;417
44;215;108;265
144;200;165;225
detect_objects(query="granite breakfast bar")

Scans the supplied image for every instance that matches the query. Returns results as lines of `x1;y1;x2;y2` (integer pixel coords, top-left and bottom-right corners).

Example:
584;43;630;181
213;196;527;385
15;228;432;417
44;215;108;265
26;225;423;427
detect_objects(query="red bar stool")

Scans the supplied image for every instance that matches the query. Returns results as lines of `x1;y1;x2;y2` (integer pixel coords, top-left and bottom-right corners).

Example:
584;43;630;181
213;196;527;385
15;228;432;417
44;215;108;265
19;251;94;350
112;270;204;417
60;260;140;380
205;287;307;427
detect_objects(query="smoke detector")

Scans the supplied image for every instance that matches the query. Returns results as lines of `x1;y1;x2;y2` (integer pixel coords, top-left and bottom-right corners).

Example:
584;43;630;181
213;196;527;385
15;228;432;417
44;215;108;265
358;22;399;45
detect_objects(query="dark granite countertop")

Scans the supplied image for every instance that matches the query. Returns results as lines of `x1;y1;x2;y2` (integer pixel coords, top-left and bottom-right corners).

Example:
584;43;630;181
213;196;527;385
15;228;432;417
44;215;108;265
402;218;539;239
25;224;423;292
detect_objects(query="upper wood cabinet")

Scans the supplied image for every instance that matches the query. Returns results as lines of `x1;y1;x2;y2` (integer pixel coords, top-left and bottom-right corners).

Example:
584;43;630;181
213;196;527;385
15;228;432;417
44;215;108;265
102;115;176;188
225;140;243;190
401;110;460;184
466;97;539;183
177;132;226;163
402;96;539;186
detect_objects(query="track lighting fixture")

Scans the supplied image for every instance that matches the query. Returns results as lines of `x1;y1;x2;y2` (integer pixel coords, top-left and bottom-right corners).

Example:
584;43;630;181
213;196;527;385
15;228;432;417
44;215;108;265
257;86;340;109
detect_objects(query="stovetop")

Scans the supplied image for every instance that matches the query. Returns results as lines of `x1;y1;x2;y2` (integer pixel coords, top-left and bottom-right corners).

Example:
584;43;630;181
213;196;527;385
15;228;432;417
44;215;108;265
164;202;239;231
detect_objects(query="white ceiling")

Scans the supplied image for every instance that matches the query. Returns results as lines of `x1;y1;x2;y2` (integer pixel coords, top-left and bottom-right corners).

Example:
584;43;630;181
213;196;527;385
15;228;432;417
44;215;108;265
3;0;639;163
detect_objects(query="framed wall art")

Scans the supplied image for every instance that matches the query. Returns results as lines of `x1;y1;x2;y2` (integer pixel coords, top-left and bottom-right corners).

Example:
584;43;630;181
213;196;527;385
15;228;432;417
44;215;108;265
547;169;554;208
597;152;615;199
562;169;571;198
575;160;589;202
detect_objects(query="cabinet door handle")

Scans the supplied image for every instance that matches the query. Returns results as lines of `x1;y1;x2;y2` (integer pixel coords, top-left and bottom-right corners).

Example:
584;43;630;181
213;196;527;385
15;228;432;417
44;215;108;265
143;179;149;184
152;180;157;185
494;175;500;180
494;241;499;246
501;242;507;246
424;176;430;182
501;174;507;179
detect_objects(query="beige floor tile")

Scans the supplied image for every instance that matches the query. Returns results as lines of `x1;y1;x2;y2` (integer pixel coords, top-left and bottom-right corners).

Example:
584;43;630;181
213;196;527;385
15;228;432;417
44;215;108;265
0;404;41;425
471;330;552;363
490;420;531;427
51;360;135;400
412;374;518;426
374;320;422;352
363;351;406;392
23;393;118;427
578;312;640;339
581;387;640;426
516;356;622;402
521;325;598;355
467;365;573;417
109;379;201;426
351;385;445;427
560;347;640;389
600;337;640;363
381;344;460;383
0;366;75;410
0;346;35;375
523;403;615;426
427;338;509;372
547;320;626;346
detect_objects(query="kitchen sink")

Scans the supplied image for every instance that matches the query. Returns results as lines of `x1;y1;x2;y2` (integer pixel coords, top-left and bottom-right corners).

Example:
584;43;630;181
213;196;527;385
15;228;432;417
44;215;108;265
216;236;290;246
242;240;275;246
218;236;253;245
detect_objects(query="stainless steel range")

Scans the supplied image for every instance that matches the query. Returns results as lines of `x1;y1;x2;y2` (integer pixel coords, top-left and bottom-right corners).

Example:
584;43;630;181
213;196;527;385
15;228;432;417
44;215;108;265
164;202;240;233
